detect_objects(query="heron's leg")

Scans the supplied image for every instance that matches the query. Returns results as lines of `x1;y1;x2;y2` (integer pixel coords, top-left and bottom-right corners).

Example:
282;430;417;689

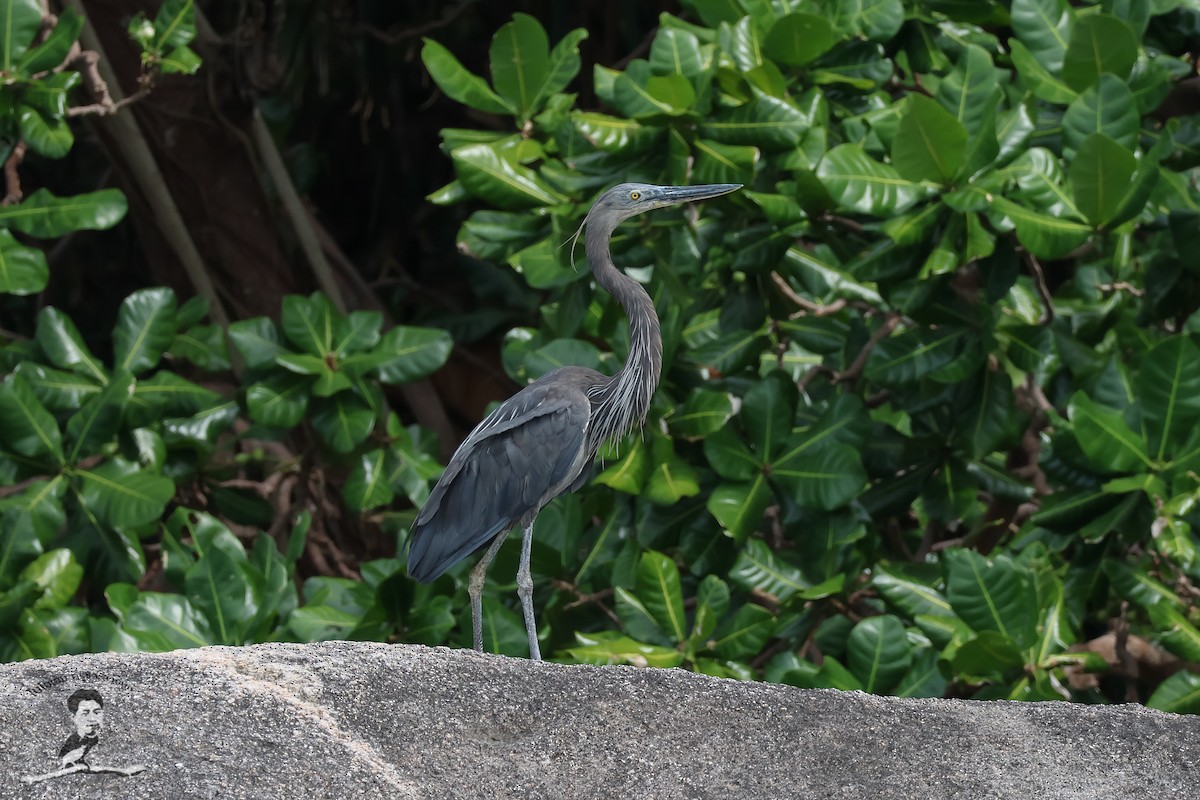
516;520;541;661
469;531;510;653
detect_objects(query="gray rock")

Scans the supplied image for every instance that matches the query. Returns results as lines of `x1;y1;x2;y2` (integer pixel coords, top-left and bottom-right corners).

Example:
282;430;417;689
0;641;1196;799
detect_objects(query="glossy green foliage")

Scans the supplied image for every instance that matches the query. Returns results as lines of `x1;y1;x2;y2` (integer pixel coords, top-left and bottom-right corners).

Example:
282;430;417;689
415;4;1200;709
0;2;204;296
0;288;451;659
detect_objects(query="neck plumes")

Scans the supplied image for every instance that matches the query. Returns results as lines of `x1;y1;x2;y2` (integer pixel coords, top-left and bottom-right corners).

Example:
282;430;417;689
584;216;663;446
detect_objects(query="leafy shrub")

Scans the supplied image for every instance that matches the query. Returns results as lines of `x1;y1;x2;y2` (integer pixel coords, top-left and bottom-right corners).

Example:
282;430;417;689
418;1;1200;712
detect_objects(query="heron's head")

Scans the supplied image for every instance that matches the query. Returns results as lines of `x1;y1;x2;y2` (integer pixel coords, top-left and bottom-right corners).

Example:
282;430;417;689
585;182;741;229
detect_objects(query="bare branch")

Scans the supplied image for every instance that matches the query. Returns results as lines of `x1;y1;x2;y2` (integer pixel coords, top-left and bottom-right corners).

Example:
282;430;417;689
3;141;27;205
1021;249;1054;325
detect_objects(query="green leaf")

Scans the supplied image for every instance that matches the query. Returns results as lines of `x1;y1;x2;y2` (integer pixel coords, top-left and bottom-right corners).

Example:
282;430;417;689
275;352;327;376
847;614;912;694
894;649;948;698
0;373;62;462
831;0;904;41
943;548;1037;650
872;562;954;619
452;142;567;208
817;144;921;216
687;329;768;376
523;338;602;380
538;27;587;106
891;94;968;183
1103;0;1149;37
1009;39;1078;104
17;7;82;73
134;371;220;416
281;293;335;356
120;591;212;651
152;0;196;51
0;508;41;589
65;371;133;463
691;574;730;645
384;425;442;507
1010;0;1072;74
617;585;670;644
669;388;734;439
18;70;79;118
158;45;201;75
421;38;512;115
707;476;772;541
595;436;649;494
407;594;455;645
310;393;376;453
1141;335;1200;463
1147;603;1200;662
113;287;178;375
1069;134;1137;228
489;13;550;120
571;112;662;153
651;27;705;77
866;326;966;385
34;307;105;380
287;604;363;642
228;316;286;369
245;373;310;429
332;310;383;357
692;138;758;186
1146;670;1200;714
729;539;808;602
763;14;835;67
778;317;851;355
634;550;687;642
987;196;1091;259
17;104;72;158
1061;13;1138;92
0;228;47;295
742;372;796;459
169;324;231;371
952;630;1026;678
1062;74;1139;155
774;443;866;511
13;362;100;411
702;94;809;150
76;460;174;529
564;631;684;668
720;16;764;74
1067;392;1151;472
712;603;775;660
703;425;760;481
185;548;253;646
935;45;1000;140
0;0;42;71
643;437;700;505
344;449;395;512
958;367;1014;457
1103;559;1182;610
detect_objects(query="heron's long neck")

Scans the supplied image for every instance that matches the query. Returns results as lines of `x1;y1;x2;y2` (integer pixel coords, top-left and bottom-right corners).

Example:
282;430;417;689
585;219;663;445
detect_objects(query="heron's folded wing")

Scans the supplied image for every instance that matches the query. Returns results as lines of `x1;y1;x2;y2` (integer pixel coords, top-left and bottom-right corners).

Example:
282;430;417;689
407;382;591;582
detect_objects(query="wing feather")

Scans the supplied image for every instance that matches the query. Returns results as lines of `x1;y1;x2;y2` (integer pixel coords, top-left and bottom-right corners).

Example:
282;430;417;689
407;380;592;583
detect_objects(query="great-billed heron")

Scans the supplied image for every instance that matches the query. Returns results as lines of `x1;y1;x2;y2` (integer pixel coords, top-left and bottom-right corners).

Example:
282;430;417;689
407;182;742;659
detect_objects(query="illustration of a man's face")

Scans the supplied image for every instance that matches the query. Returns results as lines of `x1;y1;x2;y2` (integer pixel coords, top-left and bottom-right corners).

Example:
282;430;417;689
72;700;103;738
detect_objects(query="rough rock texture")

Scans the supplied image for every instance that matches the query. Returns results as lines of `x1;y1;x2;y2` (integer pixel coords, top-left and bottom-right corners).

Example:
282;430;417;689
0;641;1196;799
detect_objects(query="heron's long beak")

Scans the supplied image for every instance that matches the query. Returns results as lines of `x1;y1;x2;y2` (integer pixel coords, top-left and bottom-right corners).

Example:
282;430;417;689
656;183;742;207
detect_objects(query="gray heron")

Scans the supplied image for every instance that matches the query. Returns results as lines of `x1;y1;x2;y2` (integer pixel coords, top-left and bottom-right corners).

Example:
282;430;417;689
407;182;742;659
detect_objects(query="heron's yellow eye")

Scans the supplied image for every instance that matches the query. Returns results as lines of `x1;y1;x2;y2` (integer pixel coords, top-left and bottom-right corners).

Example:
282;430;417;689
630;190;641;201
